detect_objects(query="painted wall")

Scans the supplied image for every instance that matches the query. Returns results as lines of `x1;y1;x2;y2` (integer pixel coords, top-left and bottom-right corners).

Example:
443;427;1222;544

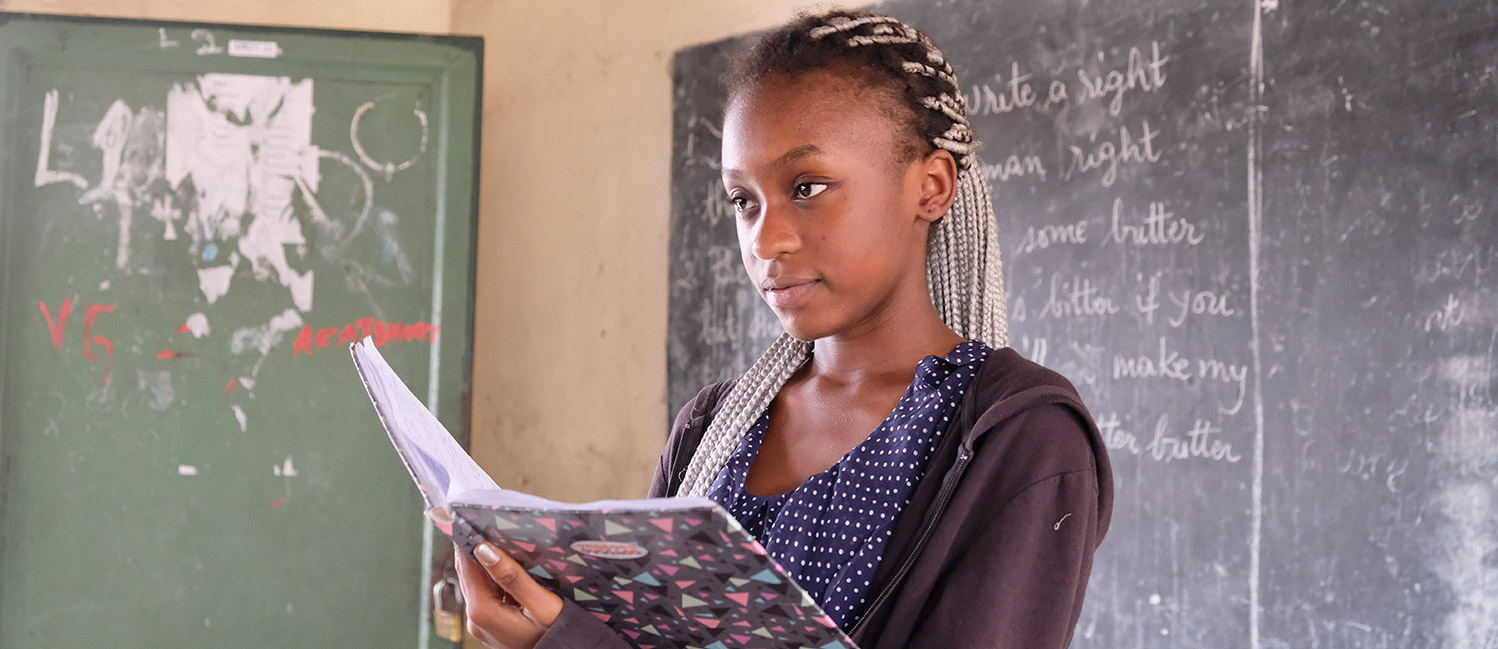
459;0;842;502
0;0;453;33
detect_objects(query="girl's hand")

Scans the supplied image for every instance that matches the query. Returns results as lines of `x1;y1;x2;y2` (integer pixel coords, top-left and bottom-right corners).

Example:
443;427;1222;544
454;542;565;649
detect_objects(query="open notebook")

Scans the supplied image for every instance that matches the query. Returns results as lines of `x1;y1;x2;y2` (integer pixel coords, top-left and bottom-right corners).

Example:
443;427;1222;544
349;338;858;649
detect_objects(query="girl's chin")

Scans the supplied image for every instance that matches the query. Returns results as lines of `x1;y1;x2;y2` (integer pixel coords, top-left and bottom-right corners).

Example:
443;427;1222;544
772;314;837;343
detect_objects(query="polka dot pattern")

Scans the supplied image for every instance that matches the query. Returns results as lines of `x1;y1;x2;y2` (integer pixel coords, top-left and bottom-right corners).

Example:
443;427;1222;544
705;340;991;630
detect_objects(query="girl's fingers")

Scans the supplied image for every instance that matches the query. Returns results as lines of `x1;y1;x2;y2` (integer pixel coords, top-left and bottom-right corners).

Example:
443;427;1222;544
473;542;564;626
453;545;498;606
454;545;548;649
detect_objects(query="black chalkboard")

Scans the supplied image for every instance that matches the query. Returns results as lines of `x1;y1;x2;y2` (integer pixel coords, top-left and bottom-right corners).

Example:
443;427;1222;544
667;1;1498;647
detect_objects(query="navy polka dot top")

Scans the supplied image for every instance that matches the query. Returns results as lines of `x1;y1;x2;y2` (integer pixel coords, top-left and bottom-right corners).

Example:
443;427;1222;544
705;340;991;630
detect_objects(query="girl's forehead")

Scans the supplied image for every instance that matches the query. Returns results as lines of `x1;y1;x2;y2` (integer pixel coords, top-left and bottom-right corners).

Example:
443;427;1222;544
722;95;899;172
730;69;882;112
725;73;904;144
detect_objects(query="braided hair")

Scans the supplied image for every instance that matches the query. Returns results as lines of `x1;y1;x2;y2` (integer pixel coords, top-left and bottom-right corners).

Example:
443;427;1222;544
676;10;1010;497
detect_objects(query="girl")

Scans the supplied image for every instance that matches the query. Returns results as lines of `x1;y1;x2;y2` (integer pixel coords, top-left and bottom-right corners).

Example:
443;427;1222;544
456;10;1113;649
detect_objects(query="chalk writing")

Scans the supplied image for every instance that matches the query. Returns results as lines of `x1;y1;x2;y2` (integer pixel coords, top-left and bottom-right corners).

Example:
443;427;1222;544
291;317;439;357
39;297;73;349
1113;337;1192;382
81;305;115;368
1423;294;1464;333
698;245;747;345
1454;201;1482;225
191;28;223;55
1015;219;1088;255
1039;274;1120;318
1111;337;1249;413
351;100;430;181
964;41;1168;118
1168;288;1236;327
34;90;89;189
1063;119;1162;187
1096;412;1142;455
697;299;739;346
1105;199;1205;247
966;62;1039;116
1135;273;1163;324
1198;358;1249;415
37;297;115;384
1337;449;1409;493
981;153;1048;183
702;180;736;227
1145;416;1242;463
1018;336;1050;366
747;307;783;340
1076;42;1170;116
1095;413;1241;464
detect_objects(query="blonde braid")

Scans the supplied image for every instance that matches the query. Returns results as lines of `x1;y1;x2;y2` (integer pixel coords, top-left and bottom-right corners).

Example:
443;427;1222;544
676;334;811;496
677;12;1010;497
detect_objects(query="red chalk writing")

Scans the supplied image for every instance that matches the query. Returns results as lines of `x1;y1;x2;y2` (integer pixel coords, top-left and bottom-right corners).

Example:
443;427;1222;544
82;305;115;367
39;298;73;349
292;317;439;358
38;297;115;384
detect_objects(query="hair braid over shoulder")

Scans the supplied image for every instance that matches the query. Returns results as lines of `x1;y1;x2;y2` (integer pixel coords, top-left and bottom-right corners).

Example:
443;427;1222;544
677;10;1009;497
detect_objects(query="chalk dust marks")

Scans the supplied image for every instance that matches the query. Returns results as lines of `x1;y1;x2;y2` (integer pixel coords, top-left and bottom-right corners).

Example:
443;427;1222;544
1432;354;1498;649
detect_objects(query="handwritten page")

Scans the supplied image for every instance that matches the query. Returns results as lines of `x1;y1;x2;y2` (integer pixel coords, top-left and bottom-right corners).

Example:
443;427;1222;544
350;338;498;509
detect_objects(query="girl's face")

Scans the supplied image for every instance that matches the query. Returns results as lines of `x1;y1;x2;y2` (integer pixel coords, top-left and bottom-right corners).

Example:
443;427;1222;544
721;70;952;342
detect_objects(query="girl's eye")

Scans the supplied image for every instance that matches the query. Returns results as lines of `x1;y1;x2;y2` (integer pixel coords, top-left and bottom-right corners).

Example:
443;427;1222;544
728;195;755;213
794;182;828;200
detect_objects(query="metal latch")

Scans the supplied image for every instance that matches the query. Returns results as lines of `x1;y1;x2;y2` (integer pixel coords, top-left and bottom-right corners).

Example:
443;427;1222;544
433;575;464;642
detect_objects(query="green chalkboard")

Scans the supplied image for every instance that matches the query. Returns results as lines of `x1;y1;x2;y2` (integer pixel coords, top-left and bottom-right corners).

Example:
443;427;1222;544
0;13;480;648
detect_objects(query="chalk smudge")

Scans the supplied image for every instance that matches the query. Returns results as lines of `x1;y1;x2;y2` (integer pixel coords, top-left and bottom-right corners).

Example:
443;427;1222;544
231;405;248;433
136;370;176;411
1433;354;1498;649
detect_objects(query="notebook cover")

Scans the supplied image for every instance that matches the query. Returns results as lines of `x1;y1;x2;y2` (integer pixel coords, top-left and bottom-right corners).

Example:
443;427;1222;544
350;338;857;648
437;495;857;649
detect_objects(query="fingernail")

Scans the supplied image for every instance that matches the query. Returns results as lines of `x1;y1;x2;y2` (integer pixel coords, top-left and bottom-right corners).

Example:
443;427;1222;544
474;543;501;566
425;505;454;525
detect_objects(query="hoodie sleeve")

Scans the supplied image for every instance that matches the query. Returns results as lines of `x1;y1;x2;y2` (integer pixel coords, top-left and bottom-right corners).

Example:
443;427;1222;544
647;388;700;498
906;469;1102;648
532;599;634;649
858;403;1109;649
649;379;734;498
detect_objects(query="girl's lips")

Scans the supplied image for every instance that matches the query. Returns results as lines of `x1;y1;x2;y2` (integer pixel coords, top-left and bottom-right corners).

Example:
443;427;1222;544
764;280;821;308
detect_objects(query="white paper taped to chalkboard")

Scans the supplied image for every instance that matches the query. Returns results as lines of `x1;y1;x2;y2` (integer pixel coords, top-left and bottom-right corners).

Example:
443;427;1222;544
228;39;282;59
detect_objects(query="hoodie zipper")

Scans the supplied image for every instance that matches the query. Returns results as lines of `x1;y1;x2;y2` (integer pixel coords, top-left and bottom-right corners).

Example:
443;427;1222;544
669;418;694;496
848;445;973;638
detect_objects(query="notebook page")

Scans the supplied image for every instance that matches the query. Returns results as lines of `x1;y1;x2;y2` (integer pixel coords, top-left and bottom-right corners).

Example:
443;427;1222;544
350;337;498;508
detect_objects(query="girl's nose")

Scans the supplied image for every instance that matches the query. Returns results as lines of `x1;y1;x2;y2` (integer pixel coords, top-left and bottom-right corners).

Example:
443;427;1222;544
749;200;801;260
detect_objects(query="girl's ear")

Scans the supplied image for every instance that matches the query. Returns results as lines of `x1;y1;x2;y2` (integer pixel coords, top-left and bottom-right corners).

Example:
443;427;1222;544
916;148;959;223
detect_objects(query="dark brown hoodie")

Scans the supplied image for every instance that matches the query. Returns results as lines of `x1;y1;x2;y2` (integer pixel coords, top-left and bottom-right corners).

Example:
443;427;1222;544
536;347;1113;649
